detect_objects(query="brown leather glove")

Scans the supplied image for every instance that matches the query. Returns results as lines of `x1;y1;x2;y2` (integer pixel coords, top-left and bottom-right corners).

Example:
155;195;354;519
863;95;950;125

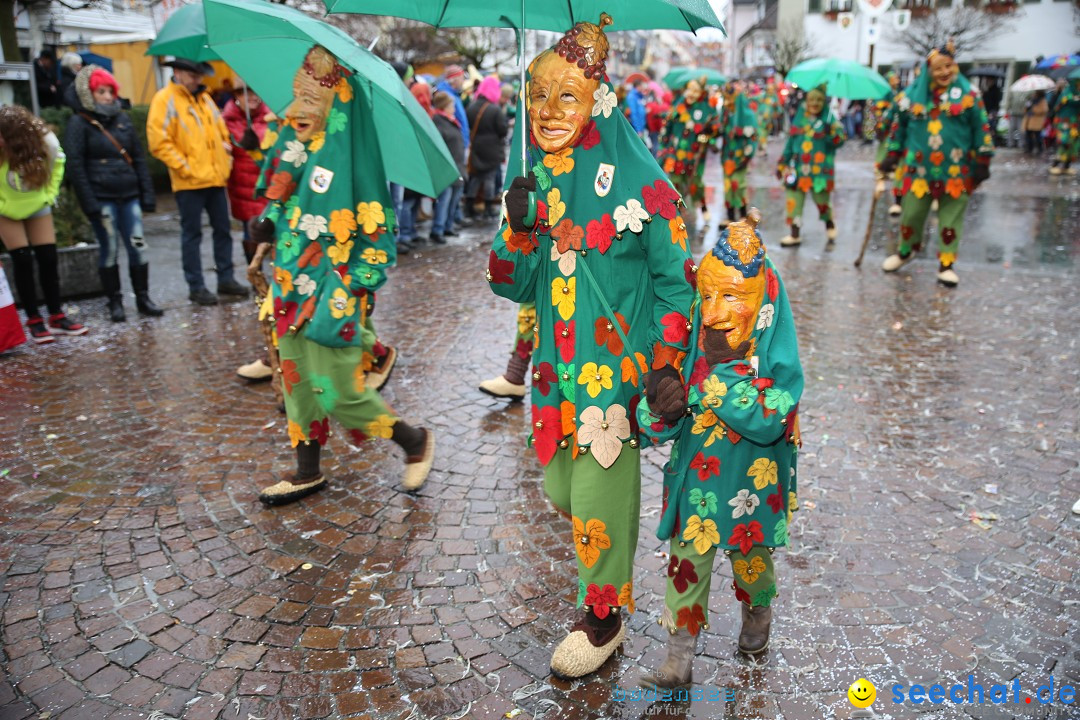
249;217;275;246
703;327;752;366
645;364;686;424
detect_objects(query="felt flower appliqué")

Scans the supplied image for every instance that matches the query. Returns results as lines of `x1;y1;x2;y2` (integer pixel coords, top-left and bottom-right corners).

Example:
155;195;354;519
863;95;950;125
281;140;308;167
756;303;775;330
573;517;611;569
728;488;760;518
683;515;720;554
748;458;778;491
577;404;631;468
733;554;767;584
355;202;385;235
577;362;613;399
613;199;649;233
592;84;617;118
299;213;328;240
328;288;356;319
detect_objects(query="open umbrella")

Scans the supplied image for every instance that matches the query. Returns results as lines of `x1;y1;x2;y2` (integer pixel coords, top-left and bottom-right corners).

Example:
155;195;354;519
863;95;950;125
967;65;1005;79
194;0;457;197
786;58;890;100
146;3;222;62
662;66;727;89
1069;67;1080;81
1035;54;1080;70
1010;74;1056;93
624;71;650;85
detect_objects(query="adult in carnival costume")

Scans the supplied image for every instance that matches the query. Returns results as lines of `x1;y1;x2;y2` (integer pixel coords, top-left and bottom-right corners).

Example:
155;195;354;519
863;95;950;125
637;208;803;688
878;41;993;287
656;77;721;236
1048;77;1079;176
249;46;434;505
718;82;759;228
868;72;904;215
488;14;695;679
777;85;845;248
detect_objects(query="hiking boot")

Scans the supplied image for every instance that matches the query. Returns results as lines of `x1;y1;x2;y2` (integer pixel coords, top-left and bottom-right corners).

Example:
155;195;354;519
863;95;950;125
189;288;218;306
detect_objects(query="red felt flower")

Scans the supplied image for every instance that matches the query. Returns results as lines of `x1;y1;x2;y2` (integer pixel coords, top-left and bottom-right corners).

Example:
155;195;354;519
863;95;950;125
487;251;515;285
555;320;575;364
729;520;764;555
347;428;368;447
732;363;753;376
585;214;616;254
280;359;300;395
273;297;298;338
580;120;601;150
533;362;557;396
585;583;620;619
766;490;784;514
551;219;584;254
661;312;690;345
765;266;778;302
668;555;700;593
676;604;706;636
751;377;774;391
689;452;720;481
733;582;752;605
900;224;914;240
308;418;329;446
531;404;564;465
339;322;356;343
642;179;679;219
593;312;629;355
688;356;710;387
514;338;532;360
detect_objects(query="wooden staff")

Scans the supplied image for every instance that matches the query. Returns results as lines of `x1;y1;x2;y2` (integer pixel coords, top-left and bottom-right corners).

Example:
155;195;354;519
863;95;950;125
247;243;284;409
854;182;883;268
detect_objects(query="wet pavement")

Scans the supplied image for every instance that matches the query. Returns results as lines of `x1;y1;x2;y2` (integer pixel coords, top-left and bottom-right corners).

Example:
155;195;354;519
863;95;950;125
1;144;1078;720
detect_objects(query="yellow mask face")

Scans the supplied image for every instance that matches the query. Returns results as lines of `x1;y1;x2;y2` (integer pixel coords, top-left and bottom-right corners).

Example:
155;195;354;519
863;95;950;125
684;80;704;105
528;51;600;154
286;49;338;143
806;91;825;116
929;53;957;90
698;254;765;351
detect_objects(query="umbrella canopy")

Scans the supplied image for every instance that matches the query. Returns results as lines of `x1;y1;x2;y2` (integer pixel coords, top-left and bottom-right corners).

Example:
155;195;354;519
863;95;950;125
1035;54;1080;69
1069;67;1080;81
786;58;890;100
1010;74;1056;93
321;0;723;33
146;3;222;62
662;66;727;89
194;0;457;197
624;71;650;85
967;65;1005;79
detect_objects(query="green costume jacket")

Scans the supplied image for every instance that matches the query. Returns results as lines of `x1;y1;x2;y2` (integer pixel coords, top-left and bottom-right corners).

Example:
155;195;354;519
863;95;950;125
1051;80;1080;160
720;93;759;175
656;98;721;204
885;72;994;199
779;105;846;194
489;77;696;469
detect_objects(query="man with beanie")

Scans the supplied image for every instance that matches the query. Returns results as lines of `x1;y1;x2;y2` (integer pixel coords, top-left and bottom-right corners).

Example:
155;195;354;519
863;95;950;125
147;58;248;305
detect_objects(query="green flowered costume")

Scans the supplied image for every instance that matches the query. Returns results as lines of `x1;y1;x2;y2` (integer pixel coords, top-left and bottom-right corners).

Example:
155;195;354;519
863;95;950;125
656;96;721;214
488;62;696;619
256;51;402;449
639;234;803;636
720;91;759;216
884;68;993;268
778;99;845;228
1051;79;1080;168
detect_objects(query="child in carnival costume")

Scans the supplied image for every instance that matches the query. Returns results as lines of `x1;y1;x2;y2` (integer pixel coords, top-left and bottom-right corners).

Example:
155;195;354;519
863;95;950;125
869;72;905;215
656;77;722;238
718;81;759;229
878;41;993;287
777;85;846;248
1048;77;1079;176
488;14;696;679
637;208;803;689
249;46;434;505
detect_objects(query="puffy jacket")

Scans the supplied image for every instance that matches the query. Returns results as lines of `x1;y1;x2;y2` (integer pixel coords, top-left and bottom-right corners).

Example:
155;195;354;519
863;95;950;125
433;112;466;181
222;98;270;222
0;130;65;220
465;97;507;174
146;81;231;191
63;73;155;215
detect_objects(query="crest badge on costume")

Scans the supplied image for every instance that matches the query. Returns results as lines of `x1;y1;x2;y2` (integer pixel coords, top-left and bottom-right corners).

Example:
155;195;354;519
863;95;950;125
309;166;334;194
594;163;615;197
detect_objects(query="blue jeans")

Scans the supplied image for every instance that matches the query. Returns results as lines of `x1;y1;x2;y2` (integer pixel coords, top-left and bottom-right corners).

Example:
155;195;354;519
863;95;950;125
398;195;420;242
91;198;146;269
432;181;463;236
175;186;235;291
390;182;405;238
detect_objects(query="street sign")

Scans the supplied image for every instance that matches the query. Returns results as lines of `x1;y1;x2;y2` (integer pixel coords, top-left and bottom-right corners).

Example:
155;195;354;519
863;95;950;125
0;63;32;81
866;23;881;44
838;12;855;29
893;9;911;29
856;0;894;18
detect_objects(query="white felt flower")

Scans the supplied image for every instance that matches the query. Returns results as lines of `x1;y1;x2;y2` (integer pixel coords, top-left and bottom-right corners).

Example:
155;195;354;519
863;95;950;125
550;241;576;276
613;199;649;233
927;133;944;150
299;213;327;240
756;303;775;330
295;273;316;296
281;140;308;167
592;85;617;118
728;489;760;519
577;404;631;469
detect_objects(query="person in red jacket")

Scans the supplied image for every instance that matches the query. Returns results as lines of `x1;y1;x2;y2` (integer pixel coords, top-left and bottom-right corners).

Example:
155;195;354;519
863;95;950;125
222;82;271;264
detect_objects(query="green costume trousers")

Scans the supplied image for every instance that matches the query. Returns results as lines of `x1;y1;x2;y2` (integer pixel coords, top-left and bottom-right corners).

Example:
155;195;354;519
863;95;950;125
279;331;398;447
724;166;749;211
785;188;833;226
664;543;776;636
898;193;970;266
544;446;640;615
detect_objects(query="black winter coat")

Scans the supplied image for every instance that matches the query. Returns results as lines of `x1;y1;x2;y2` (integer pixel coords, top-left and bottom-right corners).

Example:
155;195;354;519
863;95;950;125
433;112;467;182
63;85;155;215
465;98;508;175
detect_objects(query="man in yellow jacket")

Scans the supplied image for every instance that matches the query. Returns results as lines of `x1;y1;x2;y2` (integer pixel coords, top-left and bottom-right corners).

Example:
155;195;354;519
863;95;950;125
147;58;247;305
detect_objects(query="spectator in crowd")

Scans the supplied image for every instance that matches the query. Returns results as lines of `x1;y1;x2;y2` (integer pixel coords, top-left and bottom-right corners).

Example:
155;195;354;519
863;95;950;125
64;65;161;323
1006;89;1028;149
1023;91;1049;154
147;58;247;305
465;75;508;221
436;65;470;150
396;80;436;251
625;79;648;140
982;78;1002;134
222;81;271;264
33;49;59;109
430;90;465;245
0;105;87;343
58;52;82;103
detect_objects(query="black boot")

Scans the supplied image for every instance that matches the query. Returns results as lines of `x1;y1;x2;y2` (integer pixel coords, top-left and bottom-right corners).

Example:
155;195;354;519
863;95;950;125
9;247;40;320
130;264;163;317
99;266;126;322
32;244;62;316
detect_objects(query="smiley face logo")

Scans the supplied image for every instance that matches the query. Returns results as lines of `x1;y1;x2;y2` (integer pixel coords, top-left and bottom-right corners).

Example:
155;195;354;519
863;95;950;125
848;678;876;708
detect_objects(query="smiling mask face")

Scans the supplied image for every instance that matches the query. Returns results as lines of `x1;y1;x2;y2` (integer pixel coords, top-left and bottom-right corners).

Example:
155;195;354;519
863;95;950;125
528;51;599;154
698;255;764;350
929;52;957;91
286;47;338;143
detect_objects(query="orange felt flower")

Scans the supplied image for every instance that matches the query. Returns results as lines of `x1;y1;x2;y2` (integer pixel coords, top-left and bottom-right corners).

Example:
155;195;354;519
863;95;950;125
329;209;357;243
503;225;535;256
266;171;296;201
945;177;966;199
543;148;575;176
929;151;944;167
797;176;813;193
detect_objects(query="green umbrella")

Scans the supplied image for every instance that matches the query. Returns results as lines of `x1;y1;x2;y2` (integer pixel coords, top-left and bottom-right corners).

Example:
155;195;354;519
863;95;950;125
147;3;221;62
1068;66;1080;80
786;58;890;100
197;0;457;197
663;66;727;89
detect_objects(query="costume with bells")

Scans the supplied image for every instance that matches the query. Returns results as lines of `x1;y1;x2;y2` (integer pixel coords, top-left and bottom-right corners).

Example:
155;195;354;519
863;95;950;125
718;83;759;226
637;208;803;689
251;46;433;505
878;42;993;287
488;15;696;680
656;79;721;235
869;72;904;215
777;86;845;247
1049;79;1080;175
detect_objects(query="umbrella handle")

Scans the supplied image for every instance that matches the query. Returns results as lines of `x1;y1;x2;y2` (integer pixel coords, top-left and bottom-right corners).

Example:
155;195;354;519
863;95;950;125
522;191;537;227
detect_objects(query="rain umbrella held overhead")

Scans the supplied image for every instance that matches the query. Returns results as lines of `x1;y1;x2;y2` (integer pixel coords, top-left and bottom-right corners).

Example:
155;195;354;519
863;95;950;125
146;2;222;62
786;58;891;100
188;0;458;198
662;65;728;89
966;66;1005;79
1010;74;1056;93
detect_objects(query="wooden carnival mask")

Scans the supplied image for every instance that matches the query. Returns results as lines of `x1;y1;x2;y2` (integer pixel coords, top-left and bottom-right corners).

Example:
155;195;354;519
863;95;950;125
806;87;826;116
699;209;766;352
528;14;611;154
684;79;704;105
286;46;342;143
928;40;958;90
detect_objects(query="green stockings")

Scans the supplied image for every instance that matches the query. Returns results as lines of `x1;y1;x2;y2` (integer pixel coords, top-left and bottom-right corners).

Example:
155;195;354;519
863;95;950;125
785;188;833;226
662;543;777;636
898;193;970;268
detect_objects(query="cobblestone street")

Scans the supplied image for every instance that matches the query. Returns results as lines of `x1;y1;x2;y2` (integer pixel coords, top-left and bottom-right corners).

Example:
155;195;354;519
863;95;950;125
1;144;1078;720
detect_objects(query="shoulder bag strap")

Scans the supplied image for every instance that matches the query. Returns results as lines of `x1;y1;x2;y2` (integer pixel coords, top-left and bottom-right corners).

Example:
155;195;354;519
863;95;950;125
79;112;132;166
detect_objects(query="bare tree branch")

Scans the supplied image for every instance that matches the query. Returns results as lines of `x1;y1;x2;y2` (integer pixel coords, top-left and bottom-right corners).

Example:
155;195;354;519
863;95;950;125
887;6;1017;58
769;20;818;76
